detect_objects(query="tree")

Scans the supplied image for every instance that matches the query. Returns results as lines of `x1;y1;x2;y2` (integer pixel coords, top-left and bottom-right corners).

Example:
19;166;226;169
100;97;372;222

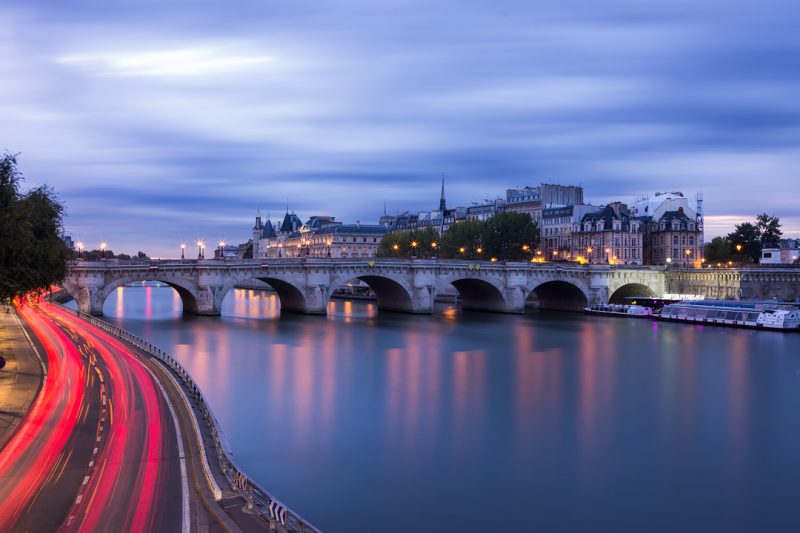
755;213;782;249
703;236;731;263
378;228;439;258
439;220;484;259
727;222;760;263
480;211;539;261
0;153;70;301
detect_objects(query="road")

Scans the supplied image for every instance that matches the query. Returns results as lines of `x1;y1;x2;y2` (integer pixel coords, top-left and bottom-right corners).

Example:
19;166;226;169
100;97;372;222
0;301;187;531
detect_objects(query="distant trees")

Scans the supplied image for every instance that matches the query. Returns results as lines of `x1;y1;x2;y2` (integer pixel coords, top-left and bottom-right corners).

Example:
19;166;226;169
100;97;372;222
0;153;70;301
755;213;782;248
703;236;732;263
378;212;540;261
723;214;783;263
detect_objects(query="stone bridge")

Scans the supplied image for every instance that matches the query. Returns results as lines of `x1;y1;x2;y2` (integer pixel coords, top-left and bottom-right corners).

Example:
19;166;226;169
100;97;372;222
63;259;669;316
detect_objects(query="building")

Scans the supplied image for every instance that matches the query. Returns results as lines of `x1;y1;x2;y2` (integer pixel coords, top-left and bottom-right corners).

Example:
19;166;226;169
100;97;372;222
648;207;703;266
571;203;647;265
505;184;584;223
781;239;800;264
504;186;543;222
309;223;387;258
465;199;505;221
540;204;602;260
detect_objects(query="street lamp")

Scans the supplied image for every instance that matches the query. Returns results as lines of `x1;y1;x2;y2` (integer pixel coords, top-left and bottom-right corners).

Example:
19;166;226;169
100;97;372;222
476;247;483;254
180;243;186;259
604;247;611;264
431;241;438;258
197;240;204;259
76;241;84;259
100;241;107;260
458;246;466;255
736;244;743;252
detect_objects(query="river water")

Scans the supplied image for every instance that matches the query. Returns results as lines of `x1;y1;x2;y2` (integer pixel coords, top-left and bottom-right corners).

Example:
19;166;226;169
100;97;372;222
70;285;800;532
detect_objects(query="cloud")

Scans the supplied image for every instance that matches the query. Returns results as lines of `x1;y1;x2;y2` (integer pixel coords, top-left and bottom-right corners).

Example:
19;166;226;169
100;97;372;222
57;46;273;78
1;0;799;256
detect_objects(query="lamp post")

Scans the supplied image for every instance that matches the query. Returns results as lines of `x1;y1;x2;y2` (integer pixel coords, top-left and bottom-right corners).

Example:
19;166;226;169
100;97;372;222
76;241;84;259
431;241;438;259
100;241;107;260
180;243;186;259
410;241;418;259
197;240;204;259
604;247;611;264
218;241;226;259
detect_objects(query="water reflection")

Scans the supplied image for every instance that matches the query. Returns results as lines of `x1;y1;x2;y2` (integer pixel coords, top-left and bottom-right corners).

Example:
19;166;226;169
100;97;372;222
84;287;800;533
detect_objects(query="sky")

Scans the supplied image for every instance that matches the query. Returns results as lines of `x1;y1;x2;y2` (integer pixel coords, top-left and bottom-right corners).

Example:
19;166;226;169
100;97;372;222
2;0;799;257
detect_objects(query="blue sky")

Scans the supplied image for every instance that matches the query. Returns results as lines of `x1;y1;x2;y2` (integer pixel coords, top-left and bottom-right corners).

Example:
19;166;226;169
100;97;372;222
3;0;799;257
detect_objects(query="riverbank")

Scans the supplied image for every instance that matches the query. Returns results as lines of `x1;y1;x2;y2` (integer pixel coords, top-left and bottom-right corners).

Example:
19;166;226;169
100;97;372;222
0;305;44;451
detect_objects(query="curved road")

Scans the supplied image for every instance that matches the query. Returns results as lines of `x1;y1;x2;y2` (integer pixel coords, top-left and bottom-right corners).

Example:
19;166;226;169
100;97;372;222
0;301;186;531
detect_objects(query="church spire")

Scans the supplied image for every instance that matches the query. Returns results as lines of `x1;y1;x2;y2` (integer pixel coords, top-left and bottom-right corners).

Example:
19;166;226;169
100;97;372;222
439;173;446;212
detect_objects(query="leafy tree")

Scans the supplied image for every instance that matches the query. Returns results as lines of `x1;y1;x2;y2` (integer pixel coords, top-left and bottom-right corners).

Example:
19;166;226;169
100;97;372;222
117;253;132;260
0;153;70;301
703;236;731;263
727;222;760;263
439;220;484;259
756;213;782;249
136;251;149;260
378;228;440;258
480;211;539;261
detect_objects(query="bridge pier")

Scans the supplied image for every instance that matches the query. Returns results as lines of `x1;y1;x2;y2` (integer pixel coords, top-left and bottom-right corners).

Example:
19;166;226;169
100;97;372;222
77;286;106;316
193;285;224;316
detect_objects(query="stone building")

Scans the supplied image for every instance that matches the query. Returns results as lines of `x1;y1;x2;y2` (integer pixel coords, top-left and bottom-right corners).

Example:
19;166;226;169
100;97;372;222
648;207;703;266
309;224;387;258
541;204;602;261
570;203;647;265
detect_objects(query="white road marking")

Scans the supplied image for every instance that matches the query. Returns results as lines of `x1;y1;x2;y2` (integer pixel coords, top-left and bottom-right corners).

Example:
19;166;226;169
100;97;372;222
141;364;190;533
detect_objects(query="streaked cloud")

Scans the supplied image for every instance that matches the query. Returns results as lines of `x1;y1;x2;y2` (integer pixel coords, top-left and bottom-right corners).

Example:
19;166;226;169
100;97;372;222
1;0;798;256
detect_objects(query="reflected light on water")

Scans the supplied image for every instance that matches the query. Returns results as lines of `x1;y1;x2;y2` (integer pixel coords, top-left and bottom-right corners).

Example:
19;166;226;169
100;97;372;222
92;286;800;533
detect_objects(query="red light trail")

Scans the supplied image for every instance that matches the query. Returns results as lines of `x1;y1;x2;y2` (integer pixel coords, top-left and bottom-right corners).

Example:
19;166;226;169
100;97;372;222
0;301;184;531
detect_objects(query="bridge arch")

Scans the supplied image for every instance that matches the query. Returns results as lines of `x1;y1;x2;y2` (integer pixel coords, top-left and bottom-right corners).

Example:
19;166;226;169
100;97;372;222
221;276;309;315
330;274;415;313
608;283;655;304
100;275;202;314
526;279;590;311
444;276;508;312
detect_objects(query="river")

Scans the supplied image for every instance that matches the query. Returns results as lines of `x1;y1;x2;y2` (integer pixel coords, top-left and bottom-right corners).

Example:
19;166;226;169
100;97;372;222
69;285;800;532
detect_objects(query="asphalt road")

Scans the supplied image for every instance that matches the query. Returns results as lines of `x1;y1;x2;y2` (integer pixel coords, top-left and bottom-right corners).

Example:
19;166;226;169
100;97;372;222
0;302;186;531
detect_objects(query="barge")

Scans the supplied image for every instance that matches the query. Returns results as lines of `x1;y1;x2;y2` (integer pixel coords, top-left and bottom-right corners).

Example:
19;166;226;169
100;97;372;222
657;300;800;330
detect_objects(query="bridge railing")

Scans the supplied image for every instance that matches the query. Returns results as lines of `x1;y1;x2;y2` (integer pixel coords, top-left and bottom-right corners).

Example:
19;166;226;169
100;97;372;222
68;257;669;271
55;301;321;533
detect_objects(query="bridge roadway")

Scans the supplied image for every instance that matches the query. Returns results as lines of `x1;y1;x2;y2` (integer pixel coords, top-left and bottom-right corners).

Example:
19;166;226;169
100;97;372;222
64;258;676;316
0;301;275;532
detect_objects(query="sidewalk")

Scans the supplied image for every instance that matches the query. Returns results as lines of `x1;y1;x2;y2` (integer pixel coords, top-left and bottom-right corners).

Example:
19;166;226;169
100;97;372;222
0;305;45;451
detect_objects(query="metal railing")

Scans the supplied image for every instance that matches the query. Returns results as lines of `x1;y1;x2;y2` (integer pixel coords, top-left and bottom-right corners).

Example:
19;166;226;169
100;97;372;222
56;301;321;532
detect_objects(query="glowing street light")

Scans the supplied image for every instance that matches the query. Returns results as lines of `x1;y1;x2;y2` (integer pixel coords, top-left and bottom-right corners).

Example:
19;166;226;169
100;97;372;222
197;240;204;259
522;244;529;251
100;241;107;260
180;243;186;259
76;241;84;259
736;244;743;252
458;246;466;254
476;247;483;254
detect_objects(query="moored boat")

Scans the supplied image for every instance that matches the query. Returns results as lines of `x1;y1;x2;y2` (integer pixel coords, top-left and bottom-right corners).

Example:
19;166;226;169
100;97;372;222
657;300;800;330
584;303;654;318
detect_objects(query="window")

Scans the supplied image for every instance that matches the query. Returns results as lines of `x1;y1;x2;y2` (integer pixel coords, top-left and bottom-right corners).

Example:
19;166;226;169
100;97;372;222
689;237;694;245
673;236;678;245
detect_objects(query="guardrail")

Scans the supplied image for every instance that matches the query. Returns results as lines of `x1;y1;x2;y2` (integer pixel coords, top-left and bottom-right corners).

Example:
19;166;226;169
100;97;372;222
55;301;321;532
